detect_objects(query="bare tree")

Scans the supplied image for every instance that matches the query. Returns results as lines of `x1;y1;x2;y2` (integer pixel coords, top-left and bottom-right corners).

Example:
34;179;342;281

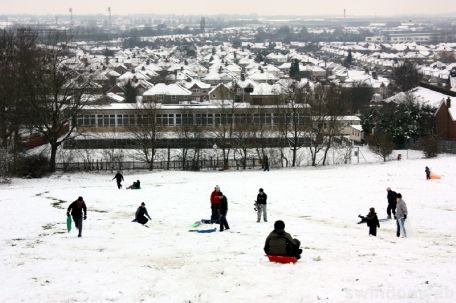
0;28;38;172
213;91;236;169
20;31;93;172
283;82;311;167
232;107;258;169
368;131;394;162
321;85;346;166
128;102;162;170
307;84;330;167
176;107;193;170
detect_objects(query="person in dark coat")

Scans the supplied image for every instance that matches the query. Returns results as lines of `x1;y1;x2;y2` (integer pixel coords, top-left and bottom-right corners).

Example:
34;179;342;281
386;187;397;219
358;207;380;236
127;180;141;189
112;171;124;189
262;155;270;171
219;192;230;232
425;166;431;180
67;196;87;237
256;188;268;222
134;202;151;225
210;185;221;223
264;220;302;259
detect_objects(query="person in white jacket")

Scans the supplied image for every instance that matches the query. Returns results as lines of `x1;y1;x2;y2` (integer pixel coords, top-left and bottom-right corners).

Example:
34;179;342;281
395;193;408;238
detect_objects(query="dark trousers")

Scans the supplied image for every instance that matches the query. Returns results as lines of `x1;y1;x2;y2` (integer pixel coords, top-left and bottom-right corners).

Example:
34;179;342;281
73;215;83;236
211;204;220;223
137;216;148;225
291;239;302;259
219;213;229;231
387;204;396;217
116;181;122;189
369;226;377;236
426;173;431;180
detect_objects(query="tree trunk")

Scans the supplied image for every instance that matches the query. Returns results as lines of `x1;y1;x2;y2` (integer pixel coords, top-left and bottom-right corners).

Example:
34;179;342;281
49;141;58;172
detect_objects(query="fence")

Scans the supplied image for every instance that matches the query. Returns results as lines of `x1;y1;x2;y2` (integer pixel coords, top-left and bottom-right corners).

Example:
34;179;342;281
439;140;456;154
55;157;263;172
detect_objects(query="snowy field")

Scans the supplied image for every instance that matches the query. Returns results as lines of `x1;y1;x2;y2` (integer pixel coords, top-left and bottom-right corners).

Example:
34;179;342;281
1;153;456;302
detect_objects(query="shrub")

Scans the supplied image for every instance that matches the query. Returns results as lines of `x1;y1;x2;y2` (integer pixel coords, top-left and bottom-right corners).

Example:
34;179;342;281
418;136;439;158
16;154;50;178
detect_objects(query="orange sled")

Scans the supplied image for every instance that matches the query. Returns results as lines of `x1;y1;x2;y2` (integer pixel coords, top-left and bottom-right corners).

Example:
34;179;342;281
430;175;441;179
267;255;298;263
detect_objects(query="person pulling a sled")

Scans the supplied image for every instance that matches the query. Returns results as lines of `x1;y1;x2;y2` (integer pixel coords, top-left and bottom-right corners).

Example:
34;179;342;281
67;196;87;237
425;166;431;180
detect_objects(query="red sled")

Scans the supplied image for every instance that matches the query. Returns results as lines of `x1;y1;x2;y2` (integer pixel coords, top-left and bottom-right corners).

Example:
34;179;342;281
267;255;298;264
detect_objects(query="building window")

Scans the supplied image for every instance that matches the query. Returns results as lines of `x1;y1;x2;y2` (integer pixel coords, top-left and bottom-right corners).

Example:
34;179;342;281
206;113;213;125
104;115;110;127
175;114;182;125
215;114;221;125
77;116;84;127
110;115;116;127
171;95;177;102
97;115;103;127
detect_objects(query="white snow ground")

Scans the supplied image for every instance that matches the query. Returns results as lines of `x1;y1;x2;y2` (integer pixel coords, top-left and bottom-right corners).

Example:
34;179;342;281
1;154;456;302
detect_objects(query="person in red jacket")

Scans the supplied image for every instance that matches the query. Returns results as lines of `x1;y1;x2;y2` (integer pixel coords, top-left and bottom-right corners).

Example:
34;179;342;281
210;185;221;223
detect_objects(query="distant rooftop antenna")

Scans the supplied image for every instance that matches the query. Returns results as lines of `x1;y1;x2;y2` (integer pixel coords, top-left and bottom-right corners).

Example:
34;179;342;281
108;6;112;30
344;8;346;25
69;8;73;27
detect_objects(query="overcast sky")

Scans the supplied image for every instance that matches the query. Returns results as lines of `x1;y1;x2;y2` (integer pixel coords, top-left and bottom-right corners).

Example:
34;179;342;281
1;0;455;16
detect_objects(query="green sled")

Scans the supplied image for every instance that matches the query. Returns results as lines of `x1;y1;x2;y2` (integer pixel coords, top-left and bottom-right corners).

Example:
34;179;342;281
66;215;72;232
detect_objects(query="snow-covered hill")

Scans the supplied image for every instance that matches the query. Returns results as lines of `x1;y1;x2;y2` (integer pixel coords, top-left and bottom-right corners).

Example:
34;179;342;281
1;155;455;302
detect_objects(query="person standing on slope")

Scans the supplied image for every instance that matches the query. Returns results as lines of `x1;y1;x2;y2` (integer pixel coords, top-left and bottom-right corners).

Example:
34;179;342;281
67;196;87;238
219;192;230;232
113;171;124;189
425;166;431;180
256;188;268;222
358;207;380;236
395;193;408;238
210;185;221;223
386;187;397;219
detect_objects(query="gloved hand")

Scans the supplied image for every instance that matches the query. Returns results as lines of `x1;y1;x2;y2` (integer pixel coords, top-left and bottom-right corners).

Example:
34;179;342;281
404;215;407;220
83;216;87;220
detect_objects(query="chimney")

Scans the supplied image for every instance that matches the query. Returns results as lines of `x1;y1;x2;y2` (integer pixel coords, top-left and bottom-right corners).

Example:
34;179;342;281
447;97;451;108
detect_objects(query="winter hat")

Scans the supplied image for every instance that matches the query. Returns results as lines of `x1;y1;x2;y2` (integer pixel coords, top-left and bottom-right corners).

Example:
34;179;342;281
77;196;83;201
274;220;285;230
386;187;391;191
397;193;402;198
259;188;264;192
141;202;145;206
215;185;220;191
370;207;375;212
